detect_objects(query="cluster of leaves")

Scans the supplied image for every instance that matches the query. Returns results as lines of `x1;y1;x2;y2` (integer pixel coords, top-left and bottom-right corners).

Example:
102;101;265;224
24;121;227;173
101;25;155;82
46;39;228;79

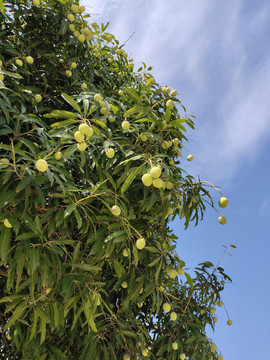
0;0;231;359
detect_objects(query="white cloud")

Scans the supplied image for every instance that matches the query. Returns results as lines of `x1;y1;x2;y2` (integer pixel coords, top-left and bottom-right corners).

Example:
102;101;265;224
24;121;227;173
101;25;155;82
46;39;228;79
85;0;270;183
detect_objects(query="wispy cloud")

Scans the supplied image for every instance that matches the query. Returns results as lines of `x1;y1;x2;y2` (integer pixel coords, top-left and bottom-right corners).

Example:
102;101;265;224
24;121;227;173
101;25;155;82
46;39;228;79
85;0;270;183
260;197;270;217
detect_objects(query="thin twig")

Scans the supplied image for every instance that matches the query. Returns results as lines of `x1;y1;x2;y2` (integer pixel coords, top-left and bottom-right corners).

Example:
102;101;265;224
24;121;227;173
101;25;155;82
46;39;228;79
120;30;136;48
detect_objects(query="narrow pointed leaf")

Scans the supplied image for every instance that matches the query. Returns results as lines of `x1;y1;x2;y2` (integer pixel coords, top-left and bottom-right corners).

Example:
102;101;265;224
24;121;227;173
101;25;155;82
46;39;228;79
61;93;81;113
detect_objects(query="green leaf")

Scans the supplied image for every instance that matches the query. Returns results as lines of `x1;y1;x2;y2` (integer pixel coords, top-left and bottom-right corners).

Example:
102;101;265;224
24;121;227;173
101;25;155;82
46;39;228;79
72;242;80;263
165;107;171;122
3;300;28;331
15;175;33;193
0;295;26;304
184;272;193;290
122;87;142;104
53;303;60;330
63;144;77;159
71;264;101;272
105;230;125;243
123;105;145;117
0;190;16;210
121;166;142;194
40;317;47;344
50;119;77;128
148;256;161;267
110;104;119;115
155;258;163;281
29;247;40;271
7;258;16;292
8;217;20;235
144;246;159;253
169;119;187;131
0;228;11;263
0;70;23;79
74;210;82;229
15;232;38;241
88;313;98;333
29;309;38;341
113;260;126;278
44;110;78;119
15;252;25;292
21;214;38;234
91;118;108;129
134;117;156;123
36;308;50;323
47;344;66;359
64;203;77;218
61;93;81;114
0;0;5;14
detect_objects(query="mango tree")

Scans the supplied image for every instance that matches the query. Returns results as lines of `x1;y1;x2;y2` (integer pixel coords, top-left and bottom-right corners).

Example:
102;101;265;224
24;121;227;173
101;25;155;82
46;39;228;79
0;1;232;359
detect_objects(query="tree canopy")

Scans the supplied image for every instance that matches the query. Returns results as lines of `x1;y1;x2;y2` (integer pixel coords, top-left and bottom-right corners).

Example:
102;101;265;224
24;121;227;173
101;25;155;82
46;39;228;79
0;1;232;359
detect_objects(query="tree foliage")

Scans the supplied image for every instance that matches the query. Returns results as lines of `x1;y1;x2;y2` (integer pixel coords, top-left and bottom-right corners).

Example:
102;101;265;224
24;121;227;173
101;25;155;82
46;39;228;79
0;1;232;359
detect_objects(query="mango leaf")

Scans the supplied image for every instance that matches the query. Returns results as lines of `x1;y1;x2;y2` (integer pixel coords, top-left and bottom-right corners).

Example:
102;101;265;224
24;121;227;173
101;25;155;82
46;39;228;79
29;309;38;341
0;70;23;79
63;144;77;159
47;344;66;359
0;0;5;14
40;317;47;344
148;256;161;267
109;104;119;114
105;230;125;243
88;313;98;333
64;203;77;218
74;210;82;229
0;228;11;263
134;117;156;124
0;190;16;210
169;119;187;131
145;77;154;86
155;258;163;281
61;93;81;114
123;105;145;117
21;213;38;234
29;247;40;271
15;252;25;292
122;87;142;104
15;232;38;241
0;295;26;304
3;300;28;331
50;119;77;128
7;258;16;292
8;217;20;235
165;107;171;122
71;264;101;272
53;303;60;330
43;110;78;119
121;166;142;194
184;272;193;290
15;175;33;193
113;260;125;278
91;118;108;129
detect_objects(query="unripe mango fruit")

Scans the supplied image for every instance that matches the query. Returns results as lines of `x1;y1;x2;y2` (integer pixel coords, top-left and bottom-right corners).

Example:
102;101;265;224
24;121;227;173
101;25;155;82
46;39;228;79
35;159;48;172
111;205;121;216
150;166;162;178
142;174;153;187
78;123;93;138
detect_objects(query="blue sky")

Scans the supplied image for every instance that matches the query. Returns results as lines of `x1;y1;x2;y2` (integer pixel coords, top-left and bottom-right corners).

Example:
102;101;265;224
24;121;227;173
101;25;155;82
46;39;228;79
85;1;270;358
